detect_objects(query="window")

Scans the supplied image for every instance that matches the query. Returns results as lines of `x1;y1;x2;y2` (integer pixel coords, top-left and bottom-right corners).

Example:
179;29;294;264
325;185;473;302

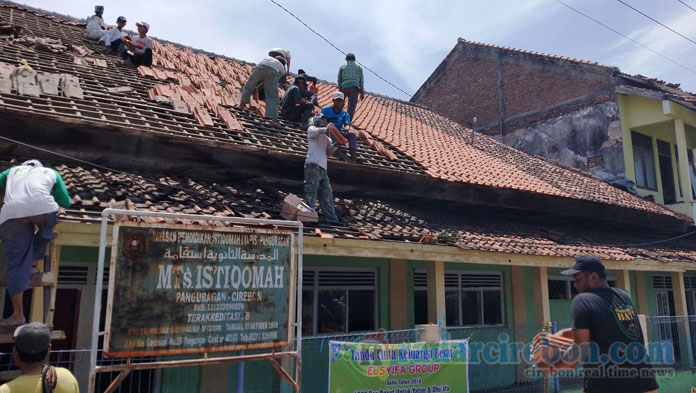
674;150;696;199
632;131;657;190
302;268;377;336
413;271;504;327
548;276;616;300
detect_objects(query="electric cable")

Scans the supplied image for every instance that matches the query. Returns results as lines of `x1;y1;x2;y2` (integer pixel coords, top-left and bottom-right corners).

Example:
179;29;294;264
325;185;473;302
268;0;413;99
553;0;696;75
678;0;696;13
616;0;696;46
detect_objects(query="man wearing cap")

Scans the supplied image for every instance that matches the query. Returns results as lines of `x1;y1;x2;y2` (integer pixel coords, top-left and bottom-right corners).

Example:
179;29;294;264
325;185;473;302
268;48;291;76
85;5;107;41
0;322;79;392
103;16;127;56
280;76;314;130
122;22;152;68
543;255;659;393
240;55;286;126
321;92;359;162
337;52;364;121
0;161;70;328
304;114;338;223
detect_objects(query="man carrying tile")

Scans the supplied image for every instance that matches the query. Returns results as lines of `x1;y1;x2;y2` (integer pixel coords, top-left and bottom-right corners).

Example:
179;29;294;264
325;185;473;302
280;76;314;130
239;55;286;127
337;52;364;121
304;114;339;223
321;92;359;162
122;22;152;68
268;48;291;78
103;16;127;56
85;5;107;41
0;160;70;328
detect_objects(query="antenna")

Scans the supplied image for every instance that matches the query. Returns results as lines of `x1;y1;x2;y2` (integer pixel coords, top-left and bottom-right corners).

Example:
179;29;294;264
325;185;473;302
470;116;477;145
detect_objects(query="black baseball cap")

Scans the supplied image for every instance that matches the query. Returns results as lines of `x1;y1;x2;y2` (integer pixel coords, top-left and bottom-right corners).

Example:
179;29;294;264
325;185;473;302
561;255;605;276
13;322;50;354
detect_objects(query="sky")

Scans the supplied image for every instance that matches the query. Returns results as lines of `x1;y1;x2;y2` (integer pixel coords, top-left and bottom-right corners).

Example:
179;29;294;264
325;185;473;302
16;0;696;101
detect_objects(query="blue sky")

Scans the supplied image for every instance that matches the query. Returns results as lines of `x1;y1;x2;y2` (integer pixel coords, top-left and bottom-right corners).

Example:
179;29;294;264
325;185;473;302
19;0;696;101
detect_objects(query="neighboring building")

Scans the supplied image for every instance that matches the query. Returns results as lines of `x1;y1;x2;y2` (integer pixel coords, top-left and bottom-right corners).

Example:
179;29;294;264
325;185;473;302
2;5;696;393
412;38;696;222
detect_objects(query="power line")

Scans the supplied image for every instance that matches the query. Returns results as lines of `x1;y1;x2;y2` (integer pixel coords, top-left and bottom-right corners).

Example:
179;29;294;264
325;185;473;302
617;0;696;46
678;0;696;13
553;0;696;75
268;0;413;99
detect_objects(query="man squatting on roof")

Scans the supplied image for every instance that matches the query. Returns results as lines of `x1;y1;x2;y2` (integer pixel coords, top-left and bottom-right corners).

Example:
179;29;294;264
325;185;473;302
541;255;659;393
84;5;107;41
122;22;153;68
322;91;360;162
280;75;315;130
239;55;287;126
0;322;79;393
0;160;70;327
103;16;128;56
304;114;339;222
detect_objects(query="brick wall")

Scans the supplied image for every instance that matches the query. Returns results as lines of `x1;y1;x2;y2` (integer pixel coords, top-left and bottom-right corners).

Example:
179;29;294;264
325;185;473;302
413;53;500;127
412;41;617;131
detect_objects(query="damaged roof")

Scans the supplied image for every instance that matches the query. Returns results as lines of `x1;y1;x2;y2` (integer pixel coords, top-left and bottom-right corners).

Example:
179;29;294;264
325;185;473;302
0;4;691;232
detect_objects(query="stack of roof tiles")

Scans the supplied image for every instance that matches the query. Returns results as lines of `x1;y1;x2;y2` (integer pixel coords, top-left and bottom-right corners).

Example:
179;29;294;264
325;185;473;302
0;3;694;263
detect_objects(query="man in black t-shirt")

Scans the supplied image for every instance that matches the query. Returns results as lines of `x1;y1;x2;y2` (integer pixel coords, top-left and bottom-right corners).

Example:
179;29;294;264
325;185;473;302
547;255;659;393
280;76;314;130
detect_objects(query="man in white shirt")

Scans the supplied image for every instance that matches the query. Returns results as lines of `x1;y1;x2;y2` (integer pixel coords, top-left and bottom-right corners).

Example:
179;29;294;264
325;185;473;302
122;21;152;68
103;16;127;56
85;5;106;41
304;114;339;222
0;160;70;328
239;56;286;126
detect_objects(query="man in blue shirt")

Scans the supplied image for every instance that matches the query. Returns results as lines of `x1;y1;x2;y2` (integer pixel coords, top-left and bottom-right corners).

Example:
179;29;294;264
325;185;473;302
321;92;359;162
280;76;314;130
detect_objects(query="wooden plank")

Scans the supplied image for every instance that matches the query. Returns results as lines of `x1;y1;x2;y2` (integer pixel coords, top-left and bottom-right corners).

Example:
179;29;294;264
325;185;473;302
0;272;54;287
0;329;66;345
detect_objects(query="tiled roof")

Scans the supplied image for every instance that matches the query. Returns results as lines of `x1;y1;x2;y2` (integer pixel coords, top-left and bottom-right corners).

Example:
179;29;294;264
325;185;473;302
456;38;609;68
0;3;688;224
12;158;693;263
619;73;696;111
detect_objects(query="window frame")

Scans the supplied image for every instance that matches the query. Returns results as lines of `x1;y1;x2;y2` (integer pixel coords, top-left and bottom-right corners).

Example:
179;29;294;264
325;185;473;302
302;267;379;336
414;270;504;328
547;275;617;300
631;131;658;191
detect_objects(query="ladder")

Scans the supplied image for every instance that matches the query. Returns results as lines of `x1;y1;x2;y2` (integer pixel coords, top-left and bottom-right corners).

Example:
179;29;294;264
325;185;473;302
0;235;66;379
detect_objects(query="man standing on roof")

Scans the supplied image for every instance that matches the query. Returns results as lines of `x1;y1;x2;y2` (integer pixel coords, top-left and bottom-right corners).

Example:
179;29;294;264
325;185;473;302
304;114;339;223
322;92;359;162
103;16;127;56
280;76;314;130
268;48;291;77
337;52;364;122
0;322;79;392
240;55;286;127
122;22;152;68
542;255;659;393
85;5;107;41
0;160;70;328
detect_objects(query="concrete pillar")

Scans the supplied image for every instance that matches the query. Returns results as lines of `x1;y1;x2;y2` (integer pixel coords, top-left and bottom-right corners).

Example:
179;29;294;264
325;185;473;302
616;269;631;295
671;272;694;367
426;261;446;325
389;259;409;330
511;266;529;383
634;271;650;315
531;267;550;325
675;119;694;202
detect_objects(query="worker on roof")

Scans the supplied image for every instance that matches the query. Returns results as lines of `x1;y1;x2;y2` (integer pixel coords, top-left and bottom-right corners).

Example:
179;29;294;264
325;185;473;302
322;92;360;162
304;114;339;223
0;160;71;329
103;16;127;56
121;22;152;68
268;48;291;76
239;55;286;127
85;5;107;41
297;69;319;105
280;76;315;130
337;52;365;122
